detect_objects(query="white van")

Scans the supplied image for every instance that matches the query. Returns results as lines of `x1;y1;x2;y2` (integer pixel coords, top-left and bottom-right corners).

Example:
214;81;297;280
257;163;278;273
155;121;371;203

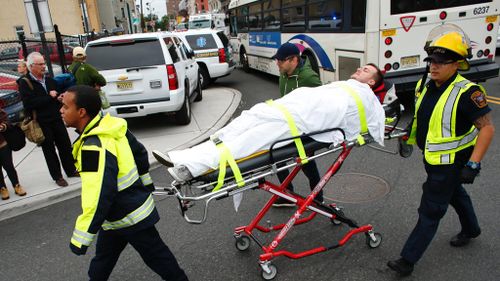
85;32;201;125
176;29;235;88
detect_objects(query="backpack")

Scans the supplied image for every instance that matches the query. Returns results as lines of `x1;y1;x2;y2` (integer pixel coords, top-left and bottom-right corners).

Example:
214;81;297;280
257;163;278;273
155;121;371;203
53;63;81;93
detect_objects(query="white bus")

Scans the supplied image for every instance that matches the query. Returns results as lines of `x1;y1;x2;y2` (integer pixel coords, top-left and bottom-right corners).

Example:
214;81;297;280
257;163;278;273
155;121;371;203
228;0;499;106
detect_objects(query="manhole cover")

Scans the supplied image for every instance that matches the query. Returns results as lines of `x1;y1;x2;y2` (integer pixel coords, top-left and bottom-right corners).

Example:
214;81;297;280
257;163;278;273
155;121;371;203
323;173;390;203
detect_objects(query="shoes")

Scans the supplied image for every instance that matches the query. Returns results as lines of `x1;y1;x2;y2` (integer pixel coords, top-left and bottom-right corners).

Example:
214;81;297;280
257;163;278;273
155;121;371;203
153;150;174;167
55;178;69;187
387;258;414;276
0;187;9;200
450;231;480;247
272;197;295;208
168;166;193;182
14;184;26;196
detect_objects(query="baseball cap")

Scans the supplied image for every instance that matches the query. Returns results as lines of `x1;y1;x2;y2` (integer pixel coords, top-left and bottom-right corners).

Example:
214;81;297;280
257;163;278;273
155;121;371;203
73;47;86;57
272;42;300;60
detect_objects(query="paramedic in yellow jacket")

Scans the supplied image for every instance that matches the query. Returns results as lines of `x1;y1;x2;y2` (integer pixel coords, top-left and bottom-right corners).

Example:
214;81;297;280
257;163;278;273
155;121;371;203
388;24;494;276
61;85;188;281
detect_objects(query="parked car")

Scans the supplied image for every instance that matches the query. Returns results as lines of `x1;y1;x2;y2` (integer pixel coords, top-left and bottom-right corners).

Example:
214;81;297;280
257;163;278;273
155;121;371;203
176;29;235;88
85;32;202;125
0;88;24;124
0;46;21;61
18;43;74;65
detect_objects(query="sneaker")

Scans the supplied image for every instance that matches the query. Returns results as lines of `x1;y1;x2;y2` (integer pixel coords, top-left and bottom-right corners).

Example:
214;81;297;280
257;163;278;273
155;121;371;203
14;184;26;196
55;178;69;187
168;166;193;182
450;231;480;247
153;150;174;167
0;187;9;200
272;197;295;208
387;258;414;276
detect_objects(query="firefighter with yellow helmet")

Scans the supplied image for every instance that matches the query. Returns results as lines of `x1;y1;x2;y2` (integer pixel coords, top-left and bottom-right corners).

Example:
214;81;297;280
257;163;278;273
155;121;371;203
388;24;495;276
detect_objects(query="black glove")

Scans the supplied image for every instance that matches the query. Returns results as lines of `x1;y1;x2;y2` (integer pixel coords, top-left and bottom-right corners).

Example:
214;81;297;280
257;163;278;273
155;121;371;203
70;243;88;256
460;166;480;184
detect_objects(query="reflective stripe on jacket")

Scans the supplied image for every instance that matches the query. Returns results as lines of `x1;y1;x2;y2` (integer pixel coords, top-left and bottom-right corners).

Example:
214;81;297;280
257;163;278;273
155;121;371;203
70;114;158;249
408;74;479;165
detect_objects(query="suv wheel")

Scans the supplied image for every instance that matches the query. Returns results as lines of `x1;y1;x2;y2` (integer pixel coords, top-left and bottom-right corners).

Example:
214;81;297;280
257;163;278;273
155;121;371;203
194;72;203;102
199;65;210;89
175;88;191;125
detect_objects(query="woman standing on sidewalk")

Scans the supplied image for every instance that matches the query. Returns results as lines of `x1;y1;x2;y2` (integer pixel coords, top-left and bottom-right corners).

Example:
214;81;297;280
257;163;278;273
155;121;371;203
0;109;26;200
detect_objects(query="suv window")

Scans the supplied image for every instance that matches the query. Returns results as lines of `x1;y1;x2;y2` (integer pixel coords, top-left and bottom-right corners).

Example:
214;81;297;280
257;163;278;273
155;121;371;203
164;37;180;63
216;32;229;48
86;38;166;70
185;34;218;51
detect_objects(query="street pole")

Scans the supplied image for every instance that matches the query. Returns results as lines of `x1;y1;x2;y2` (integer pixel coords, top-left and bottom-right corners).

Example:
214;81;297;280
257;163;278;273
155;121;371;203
140;0;145;32
31;0;54;77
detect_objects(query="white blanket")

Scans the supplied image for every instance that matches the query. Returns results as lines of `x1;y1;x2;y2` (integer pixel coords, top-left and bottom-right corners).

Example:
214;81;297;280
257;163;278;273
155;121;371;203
169;79;386;177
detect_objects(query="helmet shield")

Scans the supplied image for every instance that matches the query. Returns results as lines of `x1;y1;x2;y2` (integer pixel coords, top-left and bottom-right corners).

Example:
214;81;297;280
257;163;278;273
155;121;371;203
424;23;471;71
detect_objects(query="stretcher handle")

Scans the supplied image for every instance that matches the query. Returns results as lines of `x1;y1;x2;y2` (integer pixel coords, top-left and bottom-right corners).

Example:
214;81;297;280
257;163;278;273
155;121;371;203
268;127;345;164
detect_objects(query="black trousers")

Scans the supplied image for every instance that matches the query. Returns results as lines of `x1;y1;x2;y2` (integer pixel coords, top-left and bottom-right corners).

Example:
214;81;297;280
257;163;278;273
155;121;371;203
400;161;481;264
39;119;76;180
89;226;188;281
0;145;19;187
277;157;323;202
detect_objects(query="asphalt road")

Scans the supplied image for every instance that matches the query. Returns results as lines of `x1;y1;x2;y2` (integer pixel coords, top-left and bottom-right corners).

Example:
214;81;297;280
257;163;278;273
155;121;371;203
1;61;499;281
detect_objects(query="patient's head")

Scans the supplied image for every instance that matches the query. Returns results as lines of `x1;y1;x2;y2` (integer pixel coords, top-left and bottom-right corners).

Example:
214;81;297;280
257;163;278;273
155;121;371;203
350;63;384;89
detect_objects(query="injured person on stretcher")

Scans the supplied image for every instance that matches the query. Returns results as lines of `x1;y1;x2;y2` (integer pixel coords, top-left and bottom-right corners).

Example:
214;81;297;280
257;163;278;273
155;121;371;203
156;67;386;182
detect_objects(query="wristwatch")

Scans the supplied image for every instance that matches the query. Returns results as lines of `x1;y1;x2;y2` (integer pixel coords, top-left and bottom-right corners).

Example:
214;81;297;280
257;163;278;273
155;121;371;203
466;161;481;170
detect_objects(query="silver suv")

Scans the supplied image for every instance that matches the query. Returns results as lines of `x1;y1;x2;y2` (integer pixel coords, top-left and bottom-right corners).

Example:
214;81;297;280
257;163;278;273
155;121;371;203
85;32;202;125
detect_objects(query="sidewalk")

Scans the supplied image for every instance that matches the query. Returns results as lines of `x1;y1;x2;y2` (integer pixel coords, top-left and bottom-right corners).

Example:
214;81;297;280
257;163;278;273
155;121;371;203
0;87;241;221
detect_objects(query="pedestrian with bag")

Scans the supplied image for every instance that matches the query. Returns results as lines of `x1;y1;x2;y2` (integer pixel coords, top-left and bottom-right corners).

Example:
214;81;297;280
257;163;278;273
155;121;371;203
0;108;26;200
18;52;78;187
61;85;188;281
387;24;495;276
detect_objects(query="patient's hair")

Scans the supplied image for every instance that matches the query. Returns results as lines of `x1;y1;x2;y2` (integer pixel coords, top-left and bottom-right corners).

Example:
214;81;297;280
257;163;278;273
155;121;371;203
367;63;384;89
67;85;102;118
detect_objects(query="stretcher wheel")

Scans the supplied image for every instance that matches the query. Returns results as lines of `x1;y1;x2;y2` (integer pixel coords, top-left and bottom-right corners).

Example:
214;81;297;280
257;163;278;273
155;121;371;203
261;264;277;280
235;235;251;251
366;232;382;248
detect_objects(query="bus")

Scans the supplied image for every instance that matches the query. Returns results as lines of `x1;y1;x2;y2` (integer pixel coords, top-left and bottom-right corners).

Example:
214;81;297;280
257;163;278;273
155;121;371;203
228;0;499;106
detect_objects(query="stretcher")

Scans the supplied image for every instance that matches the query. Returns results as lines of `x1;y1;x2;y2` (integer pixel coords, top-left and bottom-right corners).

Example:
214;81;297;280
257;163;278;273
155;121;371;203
154;100;411;280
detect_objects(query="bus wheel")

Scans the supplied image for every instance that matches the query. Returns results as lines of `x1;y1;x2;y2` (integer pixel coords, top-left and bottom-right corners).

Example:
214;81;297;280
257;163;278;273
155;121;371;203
240;49;250;73
304;52;319;75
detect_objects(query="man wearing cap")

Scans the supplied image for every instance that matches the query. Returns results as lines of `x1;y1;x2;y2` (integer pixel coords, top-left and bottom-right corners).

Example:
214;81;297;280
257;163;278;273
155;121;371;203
68;47;106;90
387;24;495;276
271;42;323;207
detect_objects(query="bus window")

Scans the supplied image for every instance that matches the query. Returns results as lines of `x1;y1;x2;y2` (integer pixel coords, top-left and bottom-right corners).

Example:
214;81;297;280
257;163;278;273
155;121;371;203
282;0;306;31
263;0;280;30
351;0;366;30
248;2;262;30
308;0;343;31
391;0;493;14
238;6;248;32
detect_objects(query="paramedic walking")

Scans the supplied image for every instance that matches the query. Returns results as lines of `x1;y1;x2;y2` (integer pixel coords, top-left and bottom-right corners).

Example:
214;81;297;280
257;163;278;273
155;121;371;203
387;24;495;276
61;85;188;281
271;42;323;207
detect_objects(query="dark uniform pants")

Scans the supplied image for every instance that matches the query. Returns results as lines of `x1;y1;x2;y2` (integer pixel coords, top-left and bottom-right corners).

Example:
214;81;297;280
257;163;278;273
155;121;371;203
39;119;76;180
400;162;481;264
89;226;188;281
277;158;323;202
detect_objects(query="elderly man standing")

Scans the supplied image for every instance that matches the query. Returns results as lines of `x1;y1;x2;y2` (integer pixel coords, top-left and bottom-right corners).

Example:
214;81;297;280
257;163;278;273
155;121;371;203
18;52;77;187
68;47;106;89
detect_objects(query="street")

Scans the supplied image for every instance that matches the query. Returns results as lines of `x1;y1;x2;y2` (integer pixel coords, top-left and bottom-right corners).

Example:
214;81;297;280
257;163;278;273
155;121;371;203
0;61;500;281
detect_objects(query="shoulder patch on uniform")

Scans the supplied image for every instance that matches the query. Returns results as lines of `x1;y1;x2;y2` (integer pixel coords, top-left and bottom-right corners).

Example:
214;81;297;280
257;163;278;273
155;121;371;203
470;90;488;108
81;150;99;172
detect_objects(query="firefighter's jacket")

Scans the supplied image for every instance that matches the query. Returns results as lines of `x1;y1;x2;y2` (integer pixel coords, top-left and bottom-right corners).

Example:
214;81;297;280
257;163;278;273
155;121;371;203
70;113;159;250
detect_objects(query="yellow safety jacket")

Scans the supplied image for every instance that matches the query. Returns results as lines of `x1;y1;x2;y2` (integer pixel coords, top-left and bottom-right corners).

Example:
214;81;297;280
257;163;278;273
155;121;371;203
70;114;159;250
408;74;480;165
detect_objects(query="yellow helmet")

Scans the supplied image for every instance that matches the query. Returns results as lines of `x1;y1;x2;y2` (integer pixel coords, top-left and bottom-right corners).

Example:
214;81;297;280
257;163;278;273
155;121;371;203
424;24;472;71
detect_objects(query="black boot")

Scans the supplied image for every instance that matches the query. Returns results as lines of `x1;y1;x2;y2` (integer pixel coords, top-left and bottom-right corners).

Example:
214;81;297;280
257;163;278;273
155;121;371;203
450;232;480;247
387;258;414;276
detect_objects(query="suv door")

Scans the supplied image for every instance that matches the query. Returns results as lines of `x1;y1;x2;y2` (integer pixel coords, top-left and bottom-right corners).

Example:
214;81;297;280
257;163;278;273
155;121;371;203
86;38;170;107
174;37;197;95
